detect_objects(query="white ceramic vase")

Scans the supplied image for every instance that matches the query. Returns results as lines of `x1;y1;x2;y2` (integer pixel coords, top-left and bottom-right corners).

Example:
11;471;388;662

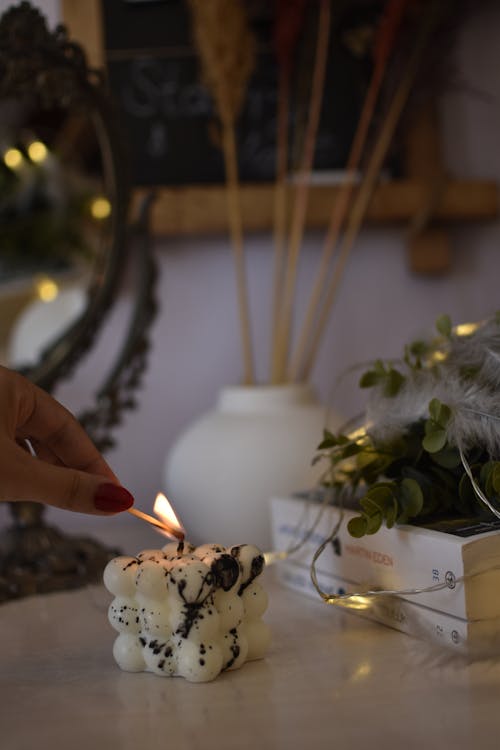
163;383;340;550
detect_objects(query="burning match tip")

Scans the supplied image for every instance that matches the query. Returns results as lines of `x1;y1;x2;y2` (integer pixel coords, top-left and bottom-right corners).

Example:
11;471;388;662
127;507;185;541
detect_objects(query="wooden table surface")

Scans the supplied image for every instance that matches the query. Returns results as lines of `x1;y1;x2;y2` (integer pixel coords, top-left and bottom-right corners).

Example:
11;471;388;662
2;516;500;750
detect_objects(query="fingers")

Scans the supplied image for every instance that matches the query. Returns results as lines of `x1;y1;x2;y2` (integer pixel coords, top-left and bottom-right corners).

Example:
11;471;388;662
0;366;135;514
17;438;64;467
14;379;117;483
1;438;134;515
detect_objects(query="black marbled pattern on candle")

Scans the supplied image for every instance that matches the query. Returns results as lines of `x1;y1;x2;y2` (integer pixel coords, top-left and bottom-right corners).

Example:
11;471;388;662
104;541;270;682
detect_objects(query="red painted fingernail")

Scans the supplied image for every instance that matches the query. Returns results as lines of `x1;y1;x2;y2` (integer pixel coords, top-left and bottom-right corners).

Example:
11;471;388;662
94;483;134;512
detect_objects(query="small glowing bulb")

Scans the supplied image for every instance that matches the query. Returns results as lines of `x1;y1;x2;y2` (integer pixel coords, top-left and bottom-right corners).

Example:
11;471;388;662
4;148;23;169
90;197;111;220
431;350;447;364
455;322;479;337
27;140;48;163
326;594;372;611
36;277;59;303
351;661;372;682
347;426;367;443
343;595;372;611
263;550;289;566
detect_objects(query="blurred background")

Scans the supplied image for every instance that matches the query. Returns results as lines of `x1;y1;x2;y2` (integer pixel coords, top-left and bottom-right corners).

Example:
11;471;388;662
1;0;499;538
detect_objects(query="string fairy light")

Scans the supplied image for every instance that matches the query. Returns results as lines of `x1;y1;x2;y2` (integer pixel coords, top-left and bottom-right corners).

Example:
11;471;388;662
35;276;59;302
90;196;112;220
27;140;48;163
264;484;500;615
3;147;23;169
310;524;500;610
309;519;460;608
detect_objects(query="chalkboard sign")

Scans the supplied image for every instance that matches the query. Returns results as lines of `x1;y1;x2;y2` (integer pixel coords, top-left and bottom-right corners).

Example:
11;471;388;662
101;0;375;187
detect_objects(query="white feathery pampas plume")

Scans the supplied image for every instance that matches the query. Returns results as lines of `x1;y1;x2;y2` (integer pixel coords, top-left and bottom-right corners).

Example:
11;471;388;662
366;315;500;457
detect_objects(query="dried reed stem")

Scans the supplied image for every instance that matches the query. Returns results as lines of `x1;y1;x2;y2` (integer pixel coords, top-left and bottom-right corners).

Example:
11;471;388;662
188;0;256;383
299;4;445;381
271;0;331;384
269;0;309;382
223;122;255;384
288;0;409;381
269;67;290;382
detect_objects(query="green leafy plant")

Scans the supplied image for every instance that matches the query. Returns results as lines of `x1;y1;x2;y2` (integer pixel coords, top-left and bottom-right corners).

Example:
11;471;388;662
316;412;500;538
359;359;405;397
315;314;500;538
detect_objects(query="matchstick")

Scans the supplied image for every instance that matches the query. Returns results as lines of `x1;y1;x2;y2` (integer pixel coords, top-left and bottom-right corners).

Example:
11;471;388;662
127;507;185;541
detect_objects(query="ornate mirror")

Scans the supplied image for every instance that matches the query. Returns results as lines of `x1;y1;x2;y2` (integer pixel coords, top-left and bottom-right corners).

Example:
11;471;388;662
0;2;157;601
0;1;129;388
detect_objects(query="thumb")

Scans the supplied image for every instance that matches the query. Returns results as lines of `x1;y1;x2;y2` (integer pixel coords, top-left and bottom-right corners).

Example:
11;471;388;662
3;443;134;515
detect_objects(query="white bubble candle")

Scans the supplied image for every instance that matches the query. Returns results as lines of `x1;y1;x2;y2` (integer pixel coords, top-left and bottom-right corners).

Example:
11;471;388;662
103;541;271;683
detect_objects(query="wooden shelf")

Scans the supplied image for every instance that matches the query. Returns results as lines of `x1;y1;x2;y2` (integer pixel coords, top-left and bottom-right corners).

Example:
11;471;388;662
131;178;499;236
61;0;499;272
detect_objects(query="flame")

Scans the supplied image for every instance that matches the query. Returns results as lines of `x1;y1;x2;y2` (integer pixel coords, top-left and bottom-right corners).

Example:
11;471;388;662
153;492;184;538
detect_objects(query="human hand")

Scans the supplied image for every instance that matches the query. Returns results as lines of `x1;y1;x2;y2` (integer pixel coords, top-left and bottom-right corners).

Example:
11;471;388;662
0;366;134;514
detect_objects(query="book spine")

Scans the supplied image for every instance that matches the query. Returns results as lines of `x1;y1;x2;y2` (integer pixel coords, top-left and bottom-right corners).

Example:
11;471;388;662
270;495;472;619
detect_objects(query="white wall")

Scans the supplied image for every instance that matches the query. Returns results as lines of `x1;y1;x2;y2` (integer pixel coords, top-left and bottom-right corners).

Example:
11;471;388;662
1;1;500;533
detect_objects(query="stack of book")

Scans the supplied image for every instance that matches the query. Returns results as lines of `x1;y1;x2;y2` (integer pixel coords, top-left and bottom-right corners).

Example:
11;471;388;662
270;493;500;654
